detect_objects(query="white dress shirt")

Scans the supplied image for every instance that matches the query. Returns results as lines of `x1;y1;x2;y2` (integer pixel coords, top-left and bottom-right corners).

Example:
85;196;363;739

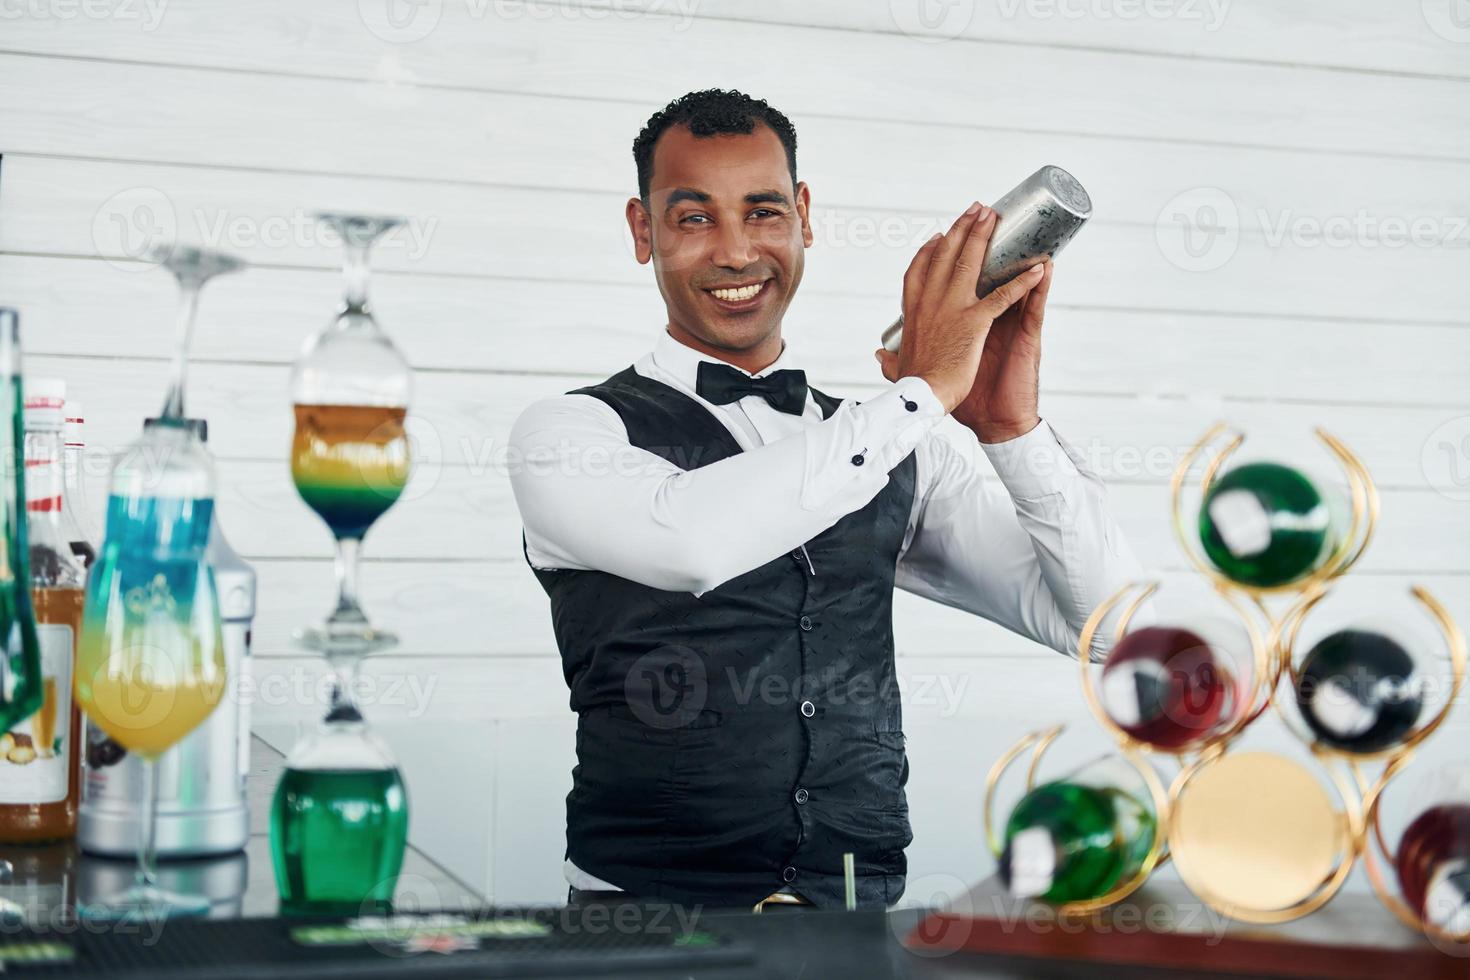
508;327;1146;894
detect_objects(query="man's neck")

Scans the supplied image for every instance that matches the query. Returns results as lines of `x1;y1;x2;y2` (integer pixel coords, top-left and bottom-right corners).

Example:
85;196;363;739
666;322;783;375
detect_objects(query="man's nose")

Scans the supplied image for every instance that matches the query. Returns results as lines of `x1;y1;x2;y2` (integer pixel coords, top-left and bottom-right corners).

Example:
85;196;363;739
710;219;760;271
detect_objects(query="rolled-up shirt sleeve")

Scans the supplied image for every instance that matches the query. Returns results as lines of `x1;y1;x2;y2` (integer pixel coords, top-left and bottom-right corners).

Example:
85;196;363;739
896;418;1148;660
509;375;945;596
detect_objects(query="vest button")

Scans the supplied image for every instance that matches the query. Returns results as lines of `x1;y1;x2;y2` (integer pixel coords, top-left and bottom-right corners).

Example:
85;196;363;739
799;616;813;631
794;788;809;805
782;866;797;883
791;549;804;562
800;700;815;718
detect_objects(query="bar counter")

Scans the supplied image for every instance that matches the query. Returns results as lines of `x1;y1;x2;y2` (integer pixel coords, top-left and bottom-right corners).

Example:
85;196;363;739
0;740;1460;977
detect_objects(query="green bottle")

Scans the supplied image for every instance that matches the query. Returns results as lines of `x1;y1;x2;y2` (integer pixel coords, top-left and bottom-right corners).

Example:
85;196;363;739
0;310;43;736
270;721;408;916
1198;462;1337;588
999;779;1156;904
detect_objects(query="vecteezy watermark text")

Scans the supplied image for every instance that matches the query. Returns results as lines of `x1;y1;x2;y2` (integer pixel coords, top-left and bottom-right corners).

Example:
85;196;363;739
357;0;700;44
997;0;1229;30
92;188;439;271
1156;187;1470;272
0;0;168;30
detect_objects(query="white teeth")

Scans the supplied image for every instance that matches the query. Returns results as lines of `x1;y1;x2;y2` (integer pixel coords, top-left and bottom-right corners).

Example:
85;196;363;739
710;282;765;302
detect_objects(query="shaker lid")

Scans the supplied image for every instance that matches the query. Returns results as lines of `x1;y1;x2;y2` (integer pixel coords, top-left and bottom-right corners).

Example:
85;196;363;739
24;377;66;429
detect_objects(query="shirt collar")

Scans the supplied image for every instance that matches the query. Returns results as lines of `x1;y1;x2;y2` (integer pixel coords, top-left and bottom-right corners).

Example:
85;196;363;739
651;327;801;393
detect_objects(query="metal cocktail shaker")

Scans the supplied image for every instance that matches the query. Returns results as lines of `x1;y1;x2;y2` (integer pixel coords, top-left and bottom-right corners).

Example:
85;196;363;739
881;165;1092;352
78;418;255;858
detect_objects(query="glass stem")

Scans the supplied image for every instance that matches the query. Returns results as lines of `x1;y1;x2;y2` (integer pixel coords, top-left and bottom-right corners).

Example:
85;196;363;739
136;757;160;890
332;536;364;623
343;243;371;315
322;643;367;725
161;278;201;421
329;654;364;717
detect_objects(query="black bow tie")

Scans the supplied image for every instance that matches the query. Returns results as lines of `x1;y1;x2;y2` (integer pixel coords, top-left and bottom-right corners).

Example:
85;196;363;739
695;361;808;416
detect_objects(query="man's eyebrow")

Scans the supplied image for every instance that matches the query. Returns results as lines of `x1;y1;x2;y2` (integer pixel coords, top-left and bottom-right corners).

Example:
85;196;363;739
663;188;710;214
746;190;791;206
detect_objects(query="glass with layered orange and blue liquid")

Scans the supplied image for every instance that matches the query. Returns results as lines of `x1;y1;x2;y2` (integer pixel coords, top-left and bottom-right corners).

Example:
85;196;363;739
287;214;412;652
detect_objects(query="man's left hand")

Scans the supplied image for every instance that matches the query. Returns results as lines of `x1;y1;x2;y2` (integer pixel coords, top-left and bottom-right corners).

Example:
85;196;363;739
950;260;1052;444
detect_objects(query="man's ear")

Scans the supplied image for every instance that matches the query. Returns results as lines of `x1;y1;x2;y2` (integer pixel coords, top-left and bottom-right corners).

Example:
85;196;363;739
795;181;814;249
626;197;653;265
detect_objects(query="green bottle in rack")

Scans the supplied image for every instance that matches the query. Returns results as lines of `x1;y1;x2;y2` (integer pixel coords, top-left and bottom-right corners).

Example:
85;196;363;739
999;778;1156;905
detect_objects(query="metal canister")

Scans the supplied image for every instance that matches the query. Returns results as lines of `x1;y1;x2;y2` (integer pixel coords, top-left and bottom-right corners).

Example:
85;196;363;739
881;165;1093;352
77;418;255;858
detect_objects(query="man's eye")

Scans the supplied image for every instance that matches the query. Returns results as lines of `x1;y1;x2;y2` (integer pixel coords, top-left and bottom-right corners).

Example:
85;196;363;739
750;209;781;219
680;214;710;225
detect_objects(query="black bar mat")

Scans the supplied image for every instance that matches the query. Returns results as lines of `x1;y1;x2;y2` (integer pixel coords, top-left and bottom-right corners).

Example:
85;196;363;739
0;905;755;979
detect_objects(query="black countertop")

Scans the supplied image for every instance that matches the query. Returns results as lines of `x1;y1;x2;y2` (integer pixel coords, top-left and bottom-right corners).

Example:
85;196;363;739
4;740;1448;978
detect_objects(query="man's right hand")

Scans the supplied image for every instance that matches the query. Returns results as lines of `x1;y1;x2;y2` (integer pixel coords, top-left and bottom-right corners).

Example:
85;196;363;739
875;202;1046;414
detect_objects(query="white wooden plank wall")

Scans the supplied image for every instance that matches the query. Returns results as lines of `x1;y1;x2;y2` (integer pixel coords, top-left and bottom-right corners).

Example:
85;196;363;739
2;0;1468;907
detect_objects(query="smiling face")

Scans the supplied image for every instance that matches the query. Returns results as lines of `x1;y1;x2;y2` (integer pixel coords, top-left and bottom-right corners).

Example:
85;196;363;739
626;123;813;373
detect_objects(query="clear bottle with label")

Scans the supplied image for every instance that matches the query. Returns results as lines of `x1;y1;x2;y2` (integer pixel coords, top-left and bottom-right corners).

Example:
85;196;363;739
63;400;127;777
60;400;96;570
0;378;85;842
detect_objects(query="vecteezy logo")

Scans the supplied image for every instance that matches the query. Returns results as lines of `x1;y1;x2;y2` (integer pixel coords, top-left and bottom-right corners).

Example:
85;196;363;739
91;187;177;272
624;645;708;730
1423;0;1470;43
358;0;443;44
890;871;975;957
889;0;977;42
125;573;179;620
1155;187;1240;273
364;411;441;506
1422;416;1470;502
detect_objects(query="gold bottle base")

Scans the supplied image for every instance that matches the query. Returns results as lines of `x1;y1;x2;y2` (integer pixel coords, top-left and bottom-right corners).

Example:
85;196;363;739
1170;751;1352;920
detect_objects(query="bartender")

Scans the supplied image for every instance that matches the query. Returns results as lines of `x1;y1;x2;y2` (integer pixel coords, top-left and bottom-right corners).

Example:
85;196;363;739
508;89;1145;912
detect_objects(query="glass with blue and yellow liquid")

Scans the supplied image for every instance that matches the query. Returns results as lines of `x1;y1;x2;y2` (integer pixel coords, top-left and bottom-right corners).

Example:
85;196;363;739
74;246;243;920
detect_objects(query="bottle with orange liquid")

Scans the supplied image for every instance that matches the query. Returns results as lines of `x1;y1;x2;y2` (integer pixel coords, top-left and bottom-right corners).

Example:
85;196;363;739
0;379;84;842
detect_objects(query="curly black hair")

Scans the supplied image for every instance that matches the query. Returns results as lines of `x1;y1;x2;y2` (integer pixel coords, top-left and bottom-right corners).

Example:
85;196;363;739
632;88;798;203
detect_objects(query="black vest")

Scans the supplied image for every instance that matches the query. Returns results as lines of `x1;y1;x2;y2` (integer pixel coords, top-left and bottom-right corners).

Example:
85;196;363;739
525;366;919;910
